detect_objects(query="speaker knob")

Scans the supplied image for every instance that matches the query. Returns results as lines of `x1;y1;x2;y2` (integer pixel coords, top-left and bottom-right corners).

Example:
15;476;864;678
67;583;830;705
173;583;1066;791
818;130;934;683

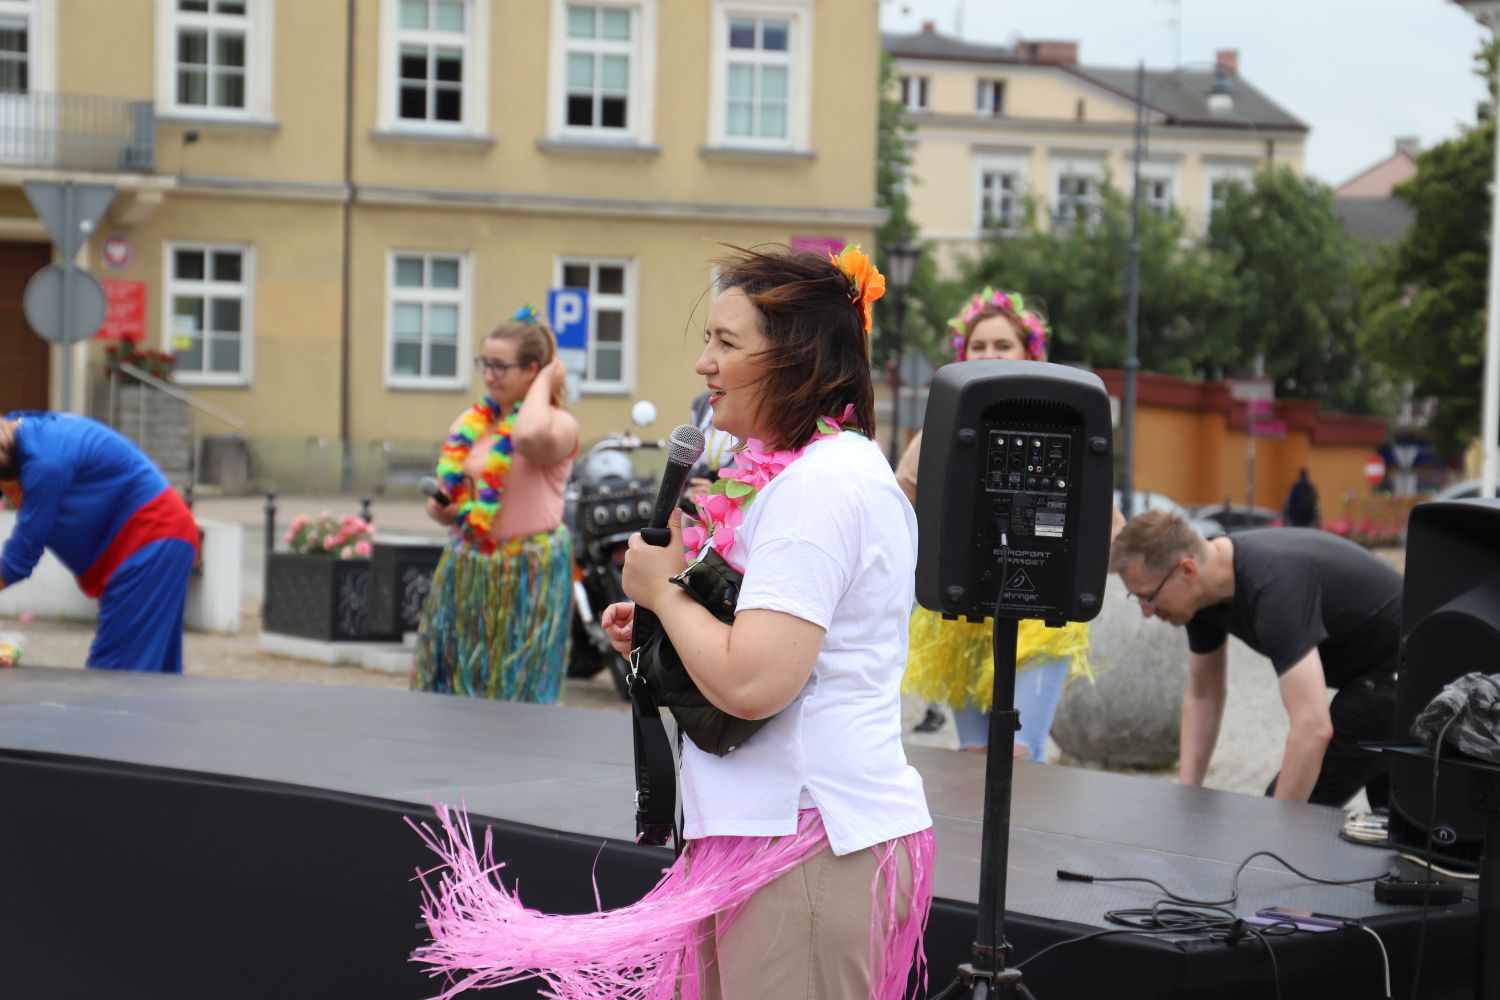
945;585;965;605
957;428;977;445
1088;436;1108;454
1079;593;1098;612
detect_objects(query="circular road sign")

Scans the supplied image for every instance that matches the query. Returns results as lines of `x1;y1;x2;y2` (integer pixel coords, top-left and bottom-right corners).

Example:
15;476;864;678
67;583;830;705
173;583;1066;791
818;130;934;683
22;264;107;345
1363;453;1387;487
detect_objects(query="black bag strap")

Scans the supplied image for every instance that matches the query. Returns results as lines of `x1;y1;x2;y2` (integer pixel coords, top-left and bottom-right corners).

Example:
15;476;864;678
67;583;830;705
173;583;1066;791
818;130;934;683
628;607;678;849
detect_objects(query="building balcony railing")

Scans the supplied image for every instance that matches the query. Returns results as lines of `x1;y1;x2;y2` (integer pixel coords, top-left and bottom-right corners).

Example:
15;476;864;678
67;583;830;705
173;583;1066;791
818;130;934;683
0;91;155;173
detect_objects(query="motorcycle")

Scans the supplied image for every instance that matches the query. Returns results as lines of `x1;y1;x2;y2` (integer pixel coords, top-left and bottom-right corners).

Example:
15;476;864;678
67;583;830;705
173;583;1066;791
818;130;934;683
564;400;663;698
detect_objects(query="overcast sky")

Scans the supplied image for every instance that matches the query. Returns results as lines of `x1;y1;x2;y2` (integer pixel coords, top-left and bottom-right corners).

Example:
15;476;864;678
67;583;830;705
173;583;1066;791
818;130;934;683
880;0;1491;186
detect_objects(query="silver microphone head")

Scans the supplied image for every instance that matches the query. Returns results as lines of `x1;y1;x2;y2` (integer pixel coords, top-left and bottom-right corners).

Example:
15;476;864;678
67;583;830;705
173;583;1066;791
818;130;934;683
418;476;442;498
667;423;706;467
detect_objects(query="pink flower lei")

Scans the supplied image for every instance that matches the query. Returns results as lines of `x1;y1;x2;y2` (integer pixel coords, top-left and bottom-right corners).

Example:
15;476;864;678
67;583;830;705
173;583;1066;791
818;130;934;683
682;404;857;571
948;286;1049;362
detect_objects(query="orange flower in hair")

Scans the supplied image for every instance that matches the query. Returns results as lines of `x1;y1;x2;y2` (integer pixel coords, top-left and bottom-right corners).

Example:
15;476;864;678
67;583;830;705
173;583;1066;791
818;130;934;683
829;244;886;332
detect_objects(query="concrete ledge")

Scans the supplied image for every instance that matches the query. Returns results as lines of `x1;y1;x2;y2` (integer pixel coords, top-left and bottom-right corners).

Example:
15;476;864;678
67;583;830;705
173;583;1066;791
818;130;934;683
258;629;414;675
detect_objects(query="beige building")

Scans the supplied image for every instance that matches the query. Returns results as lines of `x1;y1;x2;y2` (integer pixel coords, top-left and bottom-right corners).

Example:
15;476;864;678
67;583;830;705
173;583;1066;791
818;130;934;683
0;0;883;490
884;25;1308;275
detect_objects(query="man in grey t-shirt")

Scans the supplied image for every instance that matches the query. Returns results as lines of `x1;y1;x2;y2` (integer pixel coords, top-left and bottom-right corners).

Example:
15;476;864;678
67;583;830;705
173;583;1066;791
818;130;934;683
1111;511;1400;807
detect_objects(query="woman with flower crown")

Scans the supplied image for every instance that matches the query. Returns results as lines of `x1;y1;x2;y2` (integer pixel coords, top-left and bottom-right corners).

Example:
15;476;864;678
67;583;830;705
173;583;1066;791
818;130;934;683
410;309;579;703
410;247;934;999
898;289;1116;761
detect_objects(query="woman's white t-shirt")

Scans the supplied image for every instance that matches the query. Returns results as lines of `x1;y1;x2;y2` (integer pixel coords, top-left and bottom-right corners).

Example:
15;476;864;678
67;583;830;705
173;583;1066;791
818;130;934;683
679;431;932;856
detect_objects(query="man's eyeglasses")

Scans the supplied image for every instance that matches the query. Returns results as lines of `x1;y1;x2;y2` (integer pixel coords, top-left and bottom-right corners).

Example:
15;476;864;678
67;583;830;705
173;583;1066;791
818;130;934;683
474;357;525;376
1126;561;1182;607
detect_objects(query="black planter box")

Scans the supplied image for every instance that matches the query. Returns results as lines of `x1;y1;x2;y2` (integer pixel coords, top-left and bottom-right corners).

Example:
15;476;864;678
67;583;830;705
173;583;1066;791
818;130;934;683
367;537;446;639
263;552;374;642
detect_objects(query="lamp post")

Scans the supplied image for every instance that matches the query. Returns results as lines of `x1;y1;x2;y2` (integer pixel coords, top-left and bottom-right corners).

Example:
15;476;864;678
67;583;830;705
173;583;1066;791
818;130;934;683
884;237;921;465
1454;0;1500;499
1120;61;1235;519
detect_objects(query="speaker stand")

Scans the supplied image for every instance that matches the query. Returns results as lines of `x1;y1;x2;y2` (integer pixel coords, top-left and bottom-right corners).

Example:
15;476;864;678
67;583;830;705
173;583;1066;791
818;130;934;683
931;615;1036;1000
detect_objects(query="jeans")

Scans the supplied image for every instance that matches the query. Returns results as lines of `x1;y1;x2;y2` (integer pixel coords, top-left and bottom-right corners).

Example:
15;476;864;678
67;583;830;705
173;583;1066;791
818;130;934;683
950;656;1071;761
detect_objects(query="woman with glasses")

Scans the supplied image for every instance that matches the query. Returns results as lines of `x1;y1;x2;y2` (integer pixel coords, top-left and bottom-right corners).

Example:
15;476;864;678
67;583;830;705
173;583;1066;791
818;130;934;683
410;308;580;702
899;288;1121;761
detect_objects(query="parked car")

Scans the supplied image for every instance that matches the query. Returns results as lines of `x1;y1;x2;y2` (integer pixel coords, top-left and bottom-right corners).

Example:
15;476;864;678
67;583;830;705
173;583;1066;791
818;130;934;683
1115;489;1224;538
1191;503;1282;534
1427;479;1482;502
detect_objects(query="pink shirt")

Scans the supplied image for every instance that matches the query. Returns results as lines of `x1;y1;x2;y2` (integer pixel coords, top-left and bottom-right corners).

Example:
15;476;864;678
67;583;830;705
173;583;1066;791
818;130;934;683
453;407;578;542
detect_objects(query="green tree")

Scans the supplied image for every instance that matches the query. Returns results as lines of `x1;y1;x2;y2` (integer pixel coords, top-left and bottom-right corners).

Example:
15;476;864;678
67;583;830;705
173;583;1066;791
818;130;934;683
960;182;1238;376
872;52;954;365
1363;41;1498;456
1208;166;1383;412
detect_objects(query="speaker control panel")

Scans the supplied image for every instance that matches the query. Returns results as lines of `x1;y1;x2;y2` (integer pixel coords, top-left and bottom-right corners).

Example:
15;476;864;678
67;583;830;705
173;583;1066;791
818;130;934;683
985;429;1072;541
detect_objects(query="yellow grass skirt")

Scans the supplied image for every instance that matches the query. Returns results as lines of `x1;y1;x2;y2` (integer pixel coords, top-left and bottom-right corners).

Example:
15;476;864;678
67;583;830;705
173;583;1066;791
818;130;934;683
902;607;1093;713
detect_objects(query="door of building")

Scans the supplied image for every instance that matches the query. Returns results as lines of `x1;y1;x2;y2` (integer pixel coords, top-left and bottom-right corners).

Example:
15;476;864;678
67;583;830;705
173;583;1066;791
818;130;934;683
0;240;54;411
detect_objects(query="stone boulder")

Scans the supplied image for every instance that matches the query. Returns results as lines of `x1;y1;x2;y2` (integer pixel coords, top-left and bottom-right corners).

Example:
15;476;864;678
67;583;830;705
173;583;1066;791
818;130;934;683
1050;574;1189;769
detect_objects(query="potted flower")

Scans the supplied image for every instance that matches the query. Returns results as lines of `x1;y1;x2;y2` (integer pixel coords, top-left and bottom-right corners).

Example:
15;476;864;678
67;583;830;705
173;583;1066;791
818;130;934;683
263;511;387;642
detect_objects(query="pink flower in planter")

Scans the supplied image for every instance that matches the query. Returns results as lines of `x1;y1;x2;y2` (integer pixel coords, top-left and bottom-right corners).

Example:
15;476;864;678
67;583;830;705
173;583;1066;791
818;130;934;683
340;546;354;559
323;536;336;550
355;540;372;557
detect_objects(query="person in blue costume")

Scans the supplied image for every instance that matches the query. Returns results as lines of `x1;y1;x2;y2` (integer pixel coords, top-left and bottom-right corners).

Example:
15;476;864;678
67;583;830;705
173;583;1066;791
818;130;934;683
0;412;198;673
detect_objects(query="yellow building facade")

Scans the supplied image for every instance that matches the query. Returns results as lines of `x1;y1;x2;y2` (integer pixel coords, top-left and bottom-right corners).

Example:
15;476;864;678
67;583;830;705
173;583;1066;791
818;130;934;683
884;27;1308;275
1;0;882;489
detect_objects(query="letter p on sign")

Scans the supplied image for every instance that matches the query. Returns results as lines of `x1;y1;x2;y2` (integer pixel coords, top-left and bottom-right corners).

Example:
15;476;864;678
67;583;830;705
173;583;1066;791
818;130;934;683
549;288;589;350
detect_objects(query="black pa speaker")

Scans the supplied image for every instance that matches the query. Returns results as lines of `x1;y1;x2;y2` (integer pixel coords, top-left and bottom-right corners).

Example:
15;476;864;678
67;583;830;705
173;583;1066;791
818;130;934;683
1390;498;1500;869
914;361;1113;625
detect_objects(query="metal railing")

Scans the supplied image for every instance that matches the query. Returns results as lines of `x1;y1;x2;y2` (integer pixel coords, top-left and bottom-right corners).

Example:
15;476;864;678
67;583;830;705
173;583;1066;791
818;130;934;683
0;91;155;172
113;363;247;494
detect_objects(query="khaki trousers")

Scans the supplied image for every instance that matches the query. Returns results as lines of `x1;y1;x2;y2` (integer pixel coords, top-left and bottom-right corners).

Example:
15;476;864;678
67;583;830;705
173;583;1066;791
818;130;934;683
692;841;914;1000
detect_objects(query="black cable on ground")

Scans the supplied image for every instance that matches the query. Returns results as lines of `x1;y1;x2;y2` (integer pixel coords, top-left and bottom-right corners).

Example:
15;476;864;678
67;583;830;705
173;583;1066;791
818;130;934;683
1408;714;1457;1000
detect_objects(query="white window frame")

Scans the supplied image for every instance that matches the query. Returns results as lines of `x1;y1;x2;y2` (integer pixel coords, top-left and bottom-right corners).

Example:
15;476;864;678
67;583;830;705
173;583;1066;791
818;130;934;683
1137;160;1179;217
707;0;812;152
554;256;636;394
975;152;1026;233
163;241;255;388
1203;161;1255;231
1051;156;1104;232
376;0;490;136
900;74;929;111
155;0;274;121
975;78;1004;116
547;0;657;145
384;250;472;391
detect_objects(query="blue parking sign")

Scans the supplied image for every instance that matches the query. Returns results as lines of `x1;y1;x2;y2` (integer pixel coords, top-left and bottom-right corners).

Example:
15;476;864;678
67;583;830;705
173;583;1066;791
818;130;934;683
549;288;590;350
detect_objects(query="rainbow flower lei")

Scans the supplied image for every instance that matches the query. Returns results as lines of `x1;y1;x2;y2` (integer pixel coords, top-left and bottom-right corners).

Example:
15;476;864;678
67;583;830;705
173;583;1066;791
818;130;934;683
682;404;857;572
436;397;520;547
949;286;1049;362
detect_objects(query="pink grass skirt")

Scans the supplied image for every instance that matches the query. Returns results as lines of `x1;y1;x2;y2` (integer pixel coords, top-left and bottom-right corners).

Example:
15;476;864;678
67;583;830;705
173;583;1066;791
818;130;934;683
410;806;936;999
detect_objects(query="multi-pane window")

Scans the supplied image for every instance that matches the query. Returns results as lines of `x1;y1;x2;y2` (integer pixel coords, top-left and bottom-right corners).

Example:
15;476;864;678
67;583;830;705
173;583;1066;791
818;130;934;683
1139;177;1172;216
173;0;248;111
389;253;465;384
1055;174;1098;230
0;3;27;95
168;244;250;381
1209;178;1242;222
565;5;631;130
725;16;789;140
976;79;1004;116
560;259;629;387
980;170;1019;231
900;74;928;111
397;0;466;124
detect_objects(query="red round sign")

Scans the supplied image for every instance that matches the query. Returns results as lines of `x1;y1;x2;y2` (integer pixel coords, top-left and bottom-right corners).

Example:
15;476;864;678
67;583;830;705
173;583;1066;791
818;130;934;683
1363;453;1386;487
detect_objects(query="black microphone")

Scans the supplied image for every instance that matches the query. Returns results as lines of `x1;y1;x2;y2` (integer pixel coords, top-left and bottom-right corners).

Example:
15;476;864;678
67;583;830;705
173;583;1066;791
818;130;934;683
419;475;452;507
641;424;705;548
632;424;705;653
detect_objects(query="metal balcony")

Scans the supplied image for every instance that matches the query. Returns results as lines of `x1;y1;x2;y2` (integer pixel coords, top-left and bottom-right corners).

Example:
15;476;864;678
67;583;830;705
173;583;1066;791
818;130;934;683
0;91;155;173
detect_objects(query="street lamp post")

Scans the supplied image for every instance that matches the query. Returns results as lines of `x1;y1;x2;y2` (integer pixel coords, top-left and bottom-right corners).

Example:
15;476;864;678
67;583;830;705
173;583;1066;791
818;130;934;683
1120;61;1235;520
884;237;921;465
1454;0;1500;499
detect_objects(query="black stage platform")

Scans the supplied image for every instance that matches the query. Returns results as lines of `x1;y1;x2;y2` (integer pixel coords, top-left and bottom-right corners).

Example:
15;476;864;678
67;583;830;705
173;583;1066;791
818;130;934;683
0;668;1479;998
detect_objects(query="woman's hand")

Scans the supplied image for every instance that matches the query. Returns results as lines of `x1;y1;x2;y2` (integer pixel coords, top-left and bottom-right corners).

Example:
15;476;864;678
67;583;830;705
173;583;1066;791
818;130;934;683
622;509;688;612
426;496;459;527
601;601;636;656
539;357;568;396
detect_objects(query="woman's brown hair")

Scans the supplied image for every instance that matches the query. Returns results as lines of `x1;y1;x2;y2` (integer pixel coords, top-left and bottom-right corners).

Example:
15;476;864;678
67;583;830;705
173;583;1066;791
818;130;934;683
485;320;566;408
711;245;876;451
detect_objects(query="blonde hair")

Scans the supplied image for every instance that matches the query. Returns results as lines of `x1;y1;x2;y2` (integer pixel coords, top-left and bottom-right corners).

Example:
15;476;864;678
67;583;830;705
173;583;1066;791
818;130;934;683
1109;510;1207;575
486;320;566;409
